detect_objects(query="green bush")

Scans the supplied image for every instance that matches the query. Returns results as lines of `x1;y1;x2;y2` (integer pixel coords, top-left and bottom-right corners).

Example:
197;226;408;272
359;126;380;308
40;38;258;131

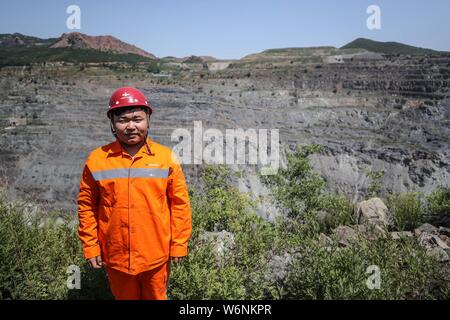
426;186;450;226
365;169;385;199
168;239;247;300
314;193;355;233
0;190;112;300
190;165;254;234
284;236;449;299
261;144;326;219
387;192;425;231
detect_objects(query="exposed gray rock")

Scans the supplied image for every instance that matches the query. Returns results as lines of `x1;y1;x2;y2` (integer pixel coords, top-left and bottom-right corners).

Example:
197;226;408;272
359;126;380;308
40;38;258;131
418;232;450;262
390;231;414;240
355;197;393;228
419;232;449;250
332;225;358;247
356;223;387;241
318;232;333;247
439;234;450;247
439;226;450;237
426;247;450;262
414;223;439;236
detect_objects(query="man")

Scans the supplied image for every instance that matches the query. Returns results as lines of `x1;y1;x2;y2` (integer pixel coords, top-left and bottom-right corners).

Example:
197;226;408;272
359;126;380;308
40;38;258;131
77;86;192;300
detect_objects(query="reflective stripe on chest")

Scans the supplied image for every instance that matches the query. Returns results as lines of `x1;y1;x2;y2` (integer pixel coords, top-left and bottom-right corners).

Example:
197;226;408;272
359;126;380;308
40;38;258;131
92;168;169;181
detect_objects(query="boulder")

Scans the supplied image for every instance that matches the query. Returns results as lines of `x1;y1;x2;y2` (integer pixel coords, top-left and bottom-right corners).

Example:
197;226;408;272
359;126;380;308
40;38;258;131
439;235;450;248
356;224;386;241
390;231;414;240
332;225;358;247
418;232;450;262
439;226;450;237
318;233;333;247
414;223;439;236
355;197;393;228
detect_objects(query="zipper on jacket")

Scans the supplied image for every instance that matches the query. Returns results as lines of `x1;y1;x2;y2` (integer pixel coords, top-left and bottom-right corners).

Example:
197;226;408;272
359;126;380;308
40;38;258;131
127;158;132;273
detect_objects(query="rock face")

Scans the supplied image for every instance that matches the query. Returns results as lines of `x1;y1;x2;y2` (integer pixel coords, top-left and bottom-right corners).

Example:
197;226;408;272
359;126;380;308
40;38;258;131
50;32;156;58
0;48;449;215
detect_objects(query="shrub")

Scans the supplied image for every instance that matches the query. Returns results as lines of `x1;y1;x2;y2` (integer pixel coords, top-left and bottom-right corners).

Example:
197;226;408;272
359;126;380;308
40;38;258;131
365;169;385;198
190;165;254;234
387;192;425;231
314;193;355;233
284;236;449;299
168;239;247;300
426;186;450;227
0;190;112;299
261;144;326;219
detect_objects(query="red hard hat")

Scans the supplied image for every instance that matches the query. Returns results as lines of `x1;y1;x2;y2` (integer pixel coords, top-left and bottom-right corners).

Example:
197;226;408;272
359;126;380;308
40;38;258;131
107;86;153;118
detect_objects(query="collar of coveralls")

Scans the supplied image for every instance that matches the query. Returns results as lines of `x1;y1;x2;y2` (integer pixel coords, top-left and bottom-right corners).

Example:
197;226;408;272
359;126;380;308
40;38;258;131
107;135;155;157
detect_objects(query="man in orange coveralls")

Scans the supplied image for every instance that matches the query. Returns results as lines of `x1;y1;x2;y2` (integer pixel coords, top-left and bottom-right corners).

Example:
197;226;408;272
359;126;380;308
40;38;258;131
77;86;192;300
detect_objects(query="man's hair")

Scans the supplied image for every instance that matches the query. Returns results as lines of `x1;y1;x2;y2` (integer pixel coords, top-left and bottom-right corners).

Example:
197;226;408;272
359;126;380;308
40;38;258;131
111;106;149;119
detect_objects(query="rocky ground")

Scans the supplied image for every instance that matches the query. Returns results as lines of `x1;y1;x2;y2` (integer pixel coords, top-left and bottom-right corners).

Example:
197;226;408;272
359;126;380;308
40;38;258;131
0;52;449;219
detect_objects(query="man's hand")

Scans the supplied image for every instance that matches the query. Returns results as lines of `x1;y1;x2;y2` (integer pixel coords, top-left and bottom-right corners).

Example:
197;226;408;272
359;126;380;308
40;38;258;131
171;256;185;264
88;255;104;268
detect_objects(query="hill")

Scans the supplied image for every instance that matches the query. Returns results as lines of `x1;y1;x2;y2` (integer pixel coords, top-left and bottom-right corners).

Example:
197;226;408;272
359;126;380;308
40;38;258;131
341;38;449;56
0;32;157;67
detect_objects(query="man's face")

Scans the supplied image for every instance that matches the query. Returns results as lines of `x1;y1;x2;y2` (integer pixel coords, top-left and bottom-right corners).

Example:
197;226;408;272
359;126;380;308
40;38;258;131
112;107;148;145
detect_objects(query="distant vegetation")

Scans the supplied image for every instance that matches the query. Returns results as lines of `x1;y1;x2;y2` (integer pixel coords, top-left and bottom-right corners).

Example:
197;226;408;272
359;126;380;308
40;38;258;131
0;33;57;46
0;46;155;67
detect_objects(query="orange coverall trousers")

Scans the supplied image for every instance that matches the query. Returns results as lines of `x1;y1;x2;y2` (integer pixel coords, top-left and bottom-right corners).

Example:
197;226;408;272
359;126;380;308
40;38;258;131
105;260;170;300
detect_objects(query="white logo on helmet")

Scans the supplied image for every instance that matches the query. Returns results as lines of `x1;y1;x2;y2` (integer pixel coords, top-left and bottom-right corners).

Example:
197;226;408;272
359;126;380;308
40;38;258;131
122;92;130;97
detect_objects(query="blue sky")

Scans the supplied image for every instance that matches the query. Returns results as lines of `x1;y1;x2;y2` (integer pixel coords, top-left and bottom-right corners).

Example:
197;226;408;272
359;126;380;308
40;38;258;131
1;0;449;59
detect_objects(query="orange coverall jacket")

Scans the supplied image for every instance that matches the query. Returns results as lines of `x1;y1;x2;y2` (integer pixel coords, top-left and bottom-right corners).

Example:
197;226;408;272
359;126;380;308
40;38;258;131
77;136;192;275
